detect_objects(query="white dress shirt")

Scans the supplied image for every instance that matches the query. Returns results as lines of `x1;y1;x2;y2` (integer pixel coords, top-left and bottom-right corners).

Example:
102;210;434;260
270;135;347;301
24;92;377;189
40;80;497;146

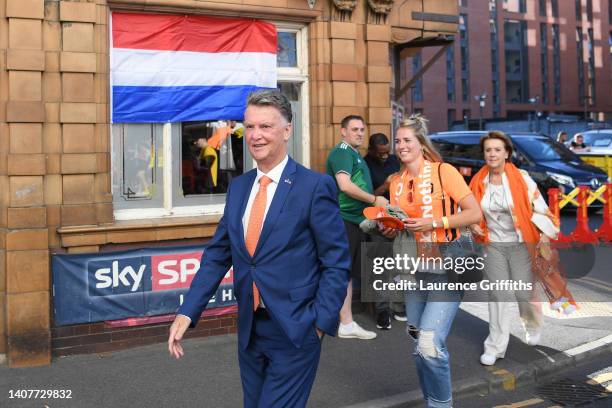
242;155;289;238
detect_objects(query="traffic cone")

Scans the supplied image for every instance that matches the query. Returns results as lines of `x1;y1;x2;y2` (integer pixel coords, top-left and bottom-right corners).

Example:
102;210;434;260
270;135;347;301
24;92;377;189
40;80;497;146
596;183;612;242
569;186;598;243
548;188;570;243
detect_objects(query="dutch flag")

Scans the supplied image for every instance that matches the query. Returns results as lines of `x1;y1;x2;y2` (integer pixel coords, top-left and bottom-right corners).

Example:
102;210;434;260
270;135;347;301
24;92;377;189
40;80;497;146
110;12;277;123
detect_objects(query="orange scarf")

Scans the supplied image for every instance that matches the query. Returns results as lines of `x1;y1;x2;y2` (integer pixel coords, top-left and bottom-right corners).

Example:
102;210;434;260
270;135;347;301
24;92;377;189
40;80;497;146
469;162;540;243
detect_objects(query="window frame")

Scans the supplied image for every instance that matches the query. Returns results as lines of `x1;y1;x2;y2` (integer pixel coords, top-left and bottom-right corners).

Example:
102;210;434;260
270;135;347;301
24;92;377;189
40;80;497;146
111;22;309;221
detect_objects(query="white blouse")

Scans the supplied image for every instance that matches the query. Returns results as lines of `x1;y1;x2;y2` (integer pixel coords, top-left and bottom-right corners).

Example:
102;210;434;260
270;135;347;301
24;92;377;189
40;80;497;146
481;183;519;242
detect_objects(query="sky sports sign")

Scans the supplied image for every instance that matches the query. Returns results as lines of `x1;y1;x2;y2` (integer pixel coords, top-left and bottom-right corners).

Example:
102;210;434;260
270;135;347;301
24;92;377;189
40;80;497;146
52;245;235;326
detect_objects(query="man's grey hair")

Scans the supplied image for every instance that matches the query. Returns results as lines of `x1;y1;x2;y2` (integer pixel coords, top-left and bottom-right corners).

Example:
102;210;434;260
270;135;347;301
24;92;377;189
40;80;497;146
246;89;292;123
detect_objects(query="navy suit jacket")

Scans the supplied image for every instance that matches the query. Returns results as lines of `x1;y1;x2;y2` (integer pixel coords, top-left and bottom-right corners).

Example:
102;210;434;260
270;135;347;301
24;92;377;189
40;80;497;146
178;157;350;350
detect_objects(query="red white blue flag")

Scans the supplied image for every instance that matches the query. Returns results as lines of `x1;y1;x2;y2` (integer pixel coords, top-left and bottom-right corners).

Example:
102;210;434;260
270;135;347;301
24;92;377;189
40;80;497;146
110;13;277;123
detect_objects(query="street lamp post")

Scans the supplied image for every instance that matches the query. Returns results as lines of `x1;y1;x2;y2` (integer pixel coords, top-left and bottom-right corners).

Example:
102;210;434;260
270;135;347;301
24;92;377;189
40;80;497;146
528;95;540;132
474;93;487;130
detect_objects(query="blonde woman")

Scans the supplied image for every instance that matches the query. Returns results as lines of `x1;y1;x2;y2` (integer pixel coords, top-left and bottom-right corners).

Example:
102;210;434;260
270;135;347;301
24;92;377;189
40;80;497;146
469;131;559;366
382;115;481;408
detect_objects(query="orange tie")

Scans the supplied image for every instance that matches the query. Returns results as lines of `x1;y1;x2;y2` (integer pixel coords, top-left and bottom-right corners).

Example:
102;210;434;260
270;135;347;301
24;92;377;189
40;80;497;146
245;176;273;310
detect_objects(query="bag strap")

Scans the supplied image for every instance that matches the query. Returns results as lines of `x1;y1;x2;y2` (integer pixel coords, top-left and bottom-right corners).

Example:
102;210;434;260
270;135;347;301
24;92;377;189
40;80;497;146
437;163;459;241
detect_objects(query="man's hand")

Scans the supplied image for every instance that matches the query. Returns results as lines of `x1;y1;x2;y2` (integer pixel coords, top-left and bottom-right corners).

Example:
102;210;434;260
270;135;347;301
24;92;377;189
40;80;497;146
168;315;191;359
373;196;389;207
316;328;324;339
379;225;398;239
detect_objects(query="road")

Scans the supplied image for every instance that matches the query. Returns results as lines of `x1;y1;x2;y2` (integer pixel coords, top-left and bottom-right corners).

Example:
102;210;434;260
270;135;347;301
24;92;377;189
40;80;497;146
455;354;612;407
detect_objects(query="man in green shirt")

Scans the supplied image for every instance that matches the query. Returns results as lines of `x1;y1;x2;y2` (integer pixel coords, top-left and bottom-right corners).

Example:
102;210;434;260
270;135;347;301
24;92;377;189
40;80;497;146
326;115;389;340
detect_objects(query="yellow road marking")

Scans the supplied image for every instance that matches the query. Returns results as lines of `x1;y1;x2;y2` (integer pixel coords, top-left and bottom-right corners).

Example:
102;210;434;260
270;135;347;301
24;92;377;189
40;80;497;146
492;368;516;390
493;398;544;408
590;372;612;391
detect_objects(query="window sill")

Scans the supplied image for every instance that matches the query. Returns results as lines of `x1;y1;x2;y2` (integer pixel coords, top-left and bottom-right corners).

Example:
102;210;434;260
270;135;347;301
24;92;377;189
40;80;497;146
57;214;223;249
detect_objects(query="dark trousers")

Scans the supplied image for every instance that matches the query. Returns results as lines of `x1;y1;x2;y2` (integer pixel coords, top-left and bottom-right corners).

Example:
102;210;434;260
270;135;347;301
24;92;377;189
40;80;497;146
238;311;321;408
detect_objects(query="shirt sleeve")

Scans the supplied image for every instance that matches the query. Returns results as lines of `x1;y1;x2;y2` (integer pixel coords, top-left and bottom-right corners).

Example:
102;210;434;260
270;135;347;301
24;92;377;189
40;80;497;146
441;163;473;204
521;171;559;239
328;148;354;176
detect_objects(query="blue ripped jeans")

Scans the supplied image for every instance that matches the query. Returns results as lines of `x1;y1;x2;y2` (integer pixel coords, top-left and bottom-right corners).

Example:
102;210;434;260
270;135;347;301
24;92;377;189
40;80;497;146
404;273;463;408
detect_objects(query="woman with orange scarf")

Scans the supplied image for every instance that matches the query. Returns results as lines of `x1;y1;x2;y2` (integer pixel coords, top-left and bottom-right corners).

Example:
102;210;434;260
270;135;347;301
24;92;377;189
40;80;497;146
469;131;559;366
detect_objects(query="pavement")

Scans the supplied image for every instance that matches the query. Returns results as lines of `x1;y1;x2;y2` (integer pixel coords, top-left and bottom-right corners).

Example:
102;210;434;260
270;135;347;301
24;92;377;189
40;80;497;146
1;297;611;408
1;218;610;408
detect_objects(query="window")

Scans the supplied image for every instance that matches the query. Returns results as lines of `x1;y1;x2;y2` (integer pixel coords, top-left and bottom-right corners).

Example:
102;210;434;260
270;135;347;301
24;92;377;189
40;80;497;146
587;28;596;104
459;0;468;7
551;0;559;17
576;0;582;19
504;20;529;103
446;45;455;102
490;2;500;117
412;52;423;102
111;24;309;220
552;24;561;104
540;0;547;17
432;137;482;160
577;28;585;105
460;14;470;102
540;24;549;104
586;0;593;21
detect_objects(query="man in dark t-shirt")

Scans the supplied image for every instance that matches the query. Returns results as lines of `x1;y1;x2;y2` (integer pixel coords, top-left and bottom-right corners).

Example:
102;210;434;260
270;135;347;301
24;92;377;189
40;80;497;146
363;133;405;330
364;133;400;200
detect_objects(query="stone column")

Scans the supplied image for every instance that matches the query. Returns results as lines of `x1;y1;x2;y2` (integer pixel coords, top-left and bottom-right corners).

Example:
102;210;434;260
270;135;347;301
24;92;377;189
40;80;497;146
365;23;392;137
4;0;50;367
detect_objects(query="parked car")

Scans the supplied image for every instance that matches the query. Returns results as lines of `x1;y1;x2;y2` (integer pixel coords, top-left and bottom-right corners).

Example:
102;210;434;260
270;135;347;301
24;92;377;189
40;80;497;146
576;129;612;180
581;129;612;154
428;131;609;206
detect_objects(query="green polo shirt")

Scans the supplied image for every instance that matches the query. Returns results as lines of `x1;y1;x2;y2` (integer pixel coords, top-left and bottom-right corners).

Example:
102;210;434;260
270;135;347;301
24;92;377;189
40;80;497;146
326;141;374;224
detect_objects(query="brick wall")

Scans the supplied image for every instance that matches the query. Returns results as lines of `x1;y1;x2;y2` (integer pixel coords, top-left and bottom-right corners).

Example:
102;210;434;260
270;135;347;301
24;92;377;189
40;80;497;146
52;313;237;356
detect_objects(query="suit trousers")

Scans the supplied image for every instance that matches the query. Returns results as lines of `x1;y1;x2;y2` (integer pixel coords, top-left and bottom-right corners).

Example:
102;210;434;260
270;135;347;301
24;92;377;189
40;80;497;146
238;311;322;408
483;243;542;357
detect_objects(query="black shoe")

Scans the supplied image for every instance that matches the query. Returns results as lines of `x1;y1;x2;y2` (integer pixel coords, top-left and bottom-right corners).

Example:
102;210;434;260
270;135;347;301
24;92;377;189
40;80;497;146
376;311;392;330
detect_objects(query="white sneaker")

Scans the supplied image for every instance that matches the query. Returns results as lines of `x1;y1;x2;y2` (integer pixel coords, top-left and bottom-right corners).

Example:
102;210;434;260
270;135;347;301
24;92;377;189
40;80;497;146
525;331;541;346
480;353;500;366
338;322;377;340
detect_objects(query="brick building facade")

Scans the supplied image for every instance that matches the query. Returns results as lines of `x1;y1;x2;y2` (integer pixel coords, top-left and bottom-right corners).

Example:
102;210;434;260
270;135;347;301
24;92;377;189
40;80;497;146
400;0;612;134
0;0;459;367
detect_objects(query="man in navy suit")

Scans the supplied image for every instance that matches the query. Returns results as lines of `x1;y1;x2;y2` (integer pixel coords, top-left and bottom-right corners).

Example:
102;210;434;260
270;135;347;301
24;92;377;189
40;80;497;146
168;90;350;408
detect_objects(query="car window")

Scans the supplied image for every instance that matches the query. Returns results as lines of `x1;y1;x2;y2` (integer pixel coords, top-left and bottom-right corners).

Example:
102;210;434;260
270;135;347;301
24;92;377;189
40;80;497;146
583;132;612;148
432;136;481;160
513;137;579;161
